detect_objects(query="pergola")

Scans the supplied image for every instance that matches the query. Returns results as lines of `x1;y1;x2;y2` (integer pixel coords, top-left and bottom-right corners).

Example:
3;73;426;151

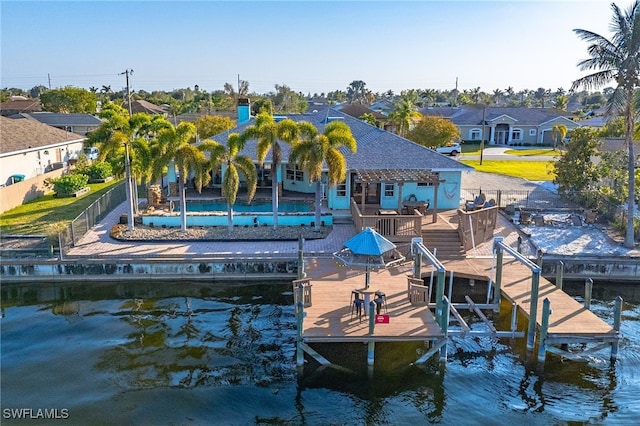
353;169;443;223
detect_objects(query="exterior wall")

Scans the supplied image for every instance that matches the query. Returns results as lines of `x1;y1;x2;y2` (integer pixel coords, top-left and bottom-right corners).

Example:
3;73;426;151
0;140;84;186
0;167;66;213
327;178;351;209
326;171;464;211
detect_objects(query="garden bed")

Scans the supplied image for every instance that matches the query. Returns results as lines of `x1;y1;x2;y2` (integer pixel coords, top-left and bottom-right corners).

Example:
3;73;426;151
55;186;91;198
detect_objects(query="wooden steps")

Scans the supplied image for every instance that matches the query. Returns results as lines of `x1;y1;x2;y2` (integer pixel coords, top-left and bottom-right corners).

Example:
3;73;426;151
422;228;465;259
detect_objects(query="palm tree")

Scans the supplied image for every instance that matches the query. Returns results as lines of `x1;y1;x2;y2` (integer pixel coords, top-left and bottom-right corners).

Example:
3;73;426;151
240;112;299;229
173;144;206;231
289;121;357;231
572;0;640;248
154;122;198;230
551;124;568;150
199;134;257;232
389;98;421;137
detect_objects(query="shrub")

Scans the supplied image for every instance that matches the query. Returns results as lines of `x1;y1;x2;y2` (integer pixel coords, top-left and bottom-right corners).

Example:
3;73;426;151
51;174;89;195
86;162;113;180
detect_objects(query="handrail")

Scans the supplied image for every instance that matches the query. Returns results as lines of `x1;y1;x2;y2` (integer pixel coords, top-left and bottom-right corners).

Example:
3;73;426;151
494;237;540;272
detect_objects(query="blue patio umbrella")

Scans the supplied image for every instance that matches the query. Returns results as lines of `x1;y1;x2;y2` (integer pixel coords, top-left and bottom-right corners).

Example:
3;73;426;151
333;227;405;288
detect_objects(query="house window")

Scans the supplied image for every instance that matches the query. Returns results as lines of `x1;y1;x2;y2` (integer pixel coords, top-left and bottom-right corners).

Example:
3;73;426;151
512;129;522;140
418;172;440;187
529;129;537;136
383;183;394;197
336;180;347;197
470;129;482;140
285;164;304;181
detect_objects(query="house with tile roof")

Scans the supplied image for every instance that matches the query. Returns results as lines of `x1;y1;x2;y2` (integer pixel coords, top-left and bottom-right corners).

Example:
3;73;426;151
420;106;581;145
12;112;103;136
0;116;86;186
205;106;472;212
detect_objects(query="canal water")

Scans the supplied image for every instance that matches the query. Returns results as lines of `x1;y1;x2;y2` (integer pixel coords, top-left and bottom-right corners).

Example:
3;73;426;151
1;279;638;425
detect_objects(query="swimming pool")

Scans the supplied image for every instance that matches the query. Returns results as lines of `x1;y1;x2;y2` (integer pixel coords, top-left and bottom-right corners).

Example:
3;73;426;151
142;199;332;227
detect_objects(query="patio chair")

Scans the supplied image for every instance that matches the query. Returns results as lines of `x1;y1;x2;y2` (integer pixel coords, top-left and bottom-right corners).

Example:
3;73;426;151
351;291;365;321
374;290;388;314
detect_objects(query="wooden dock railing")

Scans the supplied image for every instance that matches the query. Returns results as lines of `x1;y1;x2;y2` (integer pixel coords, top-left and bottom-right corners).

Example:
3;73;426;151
293;278;312;307
350;199;423;242
407;277;430;305
457;206;499;251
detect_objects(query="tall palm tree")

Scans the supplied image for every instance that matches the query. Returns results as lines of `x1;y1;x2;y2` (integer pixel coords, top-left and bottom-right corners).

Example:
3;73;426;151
290;121;357;231
240;112;299;229
174;144;206;231
199;134;257;232
154;122;198;230
572;0;640;248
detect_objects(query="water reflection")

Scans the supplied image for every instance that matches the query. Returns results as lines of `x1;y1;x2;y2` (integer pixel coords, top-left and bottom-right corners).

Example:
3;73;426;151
1;279;638;424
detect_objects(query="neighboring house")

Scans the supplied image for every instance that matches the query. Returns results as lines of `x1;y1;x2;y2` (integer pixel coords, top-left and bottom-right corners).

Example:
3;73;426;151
420;106;581;145
578;115;607;129
0;98;43;116
12;112;103;136
205;105;472;211
0;116;86;186
126;100;168;115
337;104;394;131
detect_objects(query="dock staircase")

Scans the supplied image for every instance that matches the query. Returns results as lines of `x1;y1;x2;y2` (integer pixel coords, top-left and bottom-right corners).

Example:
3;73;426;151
421;227;466;259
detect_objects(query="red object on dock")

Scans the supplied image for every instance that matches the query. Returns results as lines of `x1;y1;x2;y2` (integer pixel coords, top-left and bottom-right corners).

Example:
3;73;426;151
375;315;390;324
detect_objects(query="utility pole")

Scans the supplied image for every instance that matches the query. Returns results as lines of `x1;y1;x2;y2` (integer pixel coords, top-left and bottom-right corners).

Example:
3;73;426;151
120;69;135;231
120;69;134;115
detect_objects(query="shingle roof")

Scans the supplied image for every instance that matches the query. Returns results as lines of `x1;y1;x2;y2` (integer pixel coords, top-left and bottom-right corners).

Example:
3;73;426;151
0;99;43;116
420;106;576;126
208;108;471;172
339;104;387;120
126;100;167;115
0;116;85;155
20;112;103;127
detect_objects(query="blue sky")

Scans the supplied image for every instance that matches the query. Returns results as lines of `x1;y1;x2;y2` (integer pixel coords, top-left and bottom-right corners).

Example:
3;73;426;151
0;0;618;95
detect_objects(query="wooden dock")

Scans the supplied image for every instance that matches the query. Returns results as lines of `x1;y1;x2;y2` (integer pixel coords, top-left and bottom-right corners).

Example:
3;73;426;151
435;256;616;338
300;257;444;343
297;243;620;366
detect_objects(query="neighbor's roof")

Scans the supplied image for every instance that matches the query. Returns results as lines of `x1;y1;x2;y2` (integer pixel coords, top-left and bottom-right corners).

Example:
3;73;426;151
126;100;167;115
207;108;471;172
0;116;85;155
18;112;103;127
420;106;577;126
0;98;43;116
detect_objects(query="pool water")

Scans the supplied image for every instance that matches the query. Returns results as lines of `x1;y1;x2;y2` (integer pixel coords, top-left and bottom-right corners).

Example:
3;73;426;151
179;200;312;213
1;280;639;424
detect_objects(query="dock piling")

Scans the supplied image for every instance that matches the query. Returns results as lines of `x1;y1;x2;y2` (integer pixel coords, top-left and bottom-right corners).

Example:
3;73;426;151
556;261;564;290
527;270;541;350
611;296;623;361
584;278;593;310
538;298;551;362
510;302;518;336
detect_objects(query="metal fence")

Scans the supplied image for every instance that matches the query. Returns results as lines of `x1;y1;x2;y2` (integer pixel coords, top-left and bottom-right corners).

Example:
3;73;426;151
461;187;622;221
59;182;127;257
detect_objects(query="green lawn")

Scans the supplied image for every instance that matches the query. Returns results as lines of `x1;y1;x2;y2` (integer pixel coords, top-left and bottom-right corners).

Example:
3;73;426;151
503;148;561;156
460;160;556;181
0;179;123;236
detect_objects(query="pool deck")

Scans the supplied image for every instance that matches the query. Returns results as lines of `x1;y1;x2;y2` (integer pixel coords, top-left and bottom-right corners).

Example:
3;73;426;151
65;200;516;259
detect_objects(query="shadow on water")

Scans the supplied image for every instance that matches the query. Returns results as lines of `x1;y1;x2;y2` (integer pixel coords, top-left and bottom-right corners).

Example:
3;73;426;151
1;278;638;424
